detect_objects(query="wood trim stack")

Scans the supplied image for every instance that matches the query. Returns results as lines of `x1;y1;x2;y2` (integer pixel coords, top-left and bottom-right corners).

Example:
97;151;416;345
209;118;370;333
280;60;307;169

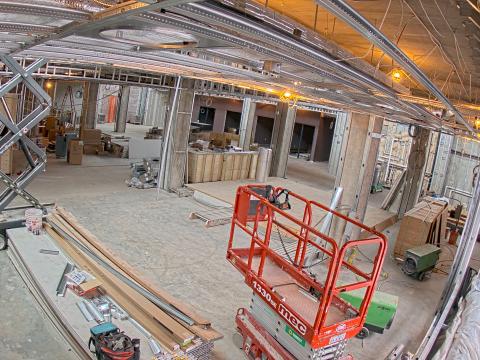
46;208;222;354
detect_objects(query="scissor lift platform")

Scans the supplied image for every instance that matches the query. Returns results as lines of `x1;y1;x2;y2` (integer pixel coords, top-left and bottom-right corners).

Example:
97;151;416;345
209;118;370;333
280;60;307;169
227;185;387;358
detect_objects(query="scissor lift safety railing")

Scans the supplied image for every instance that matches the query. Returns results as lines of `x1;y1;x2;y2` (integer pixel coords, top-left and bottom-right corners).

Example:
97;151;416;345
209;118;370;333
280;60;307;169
0;55;51;211
227;185;387;349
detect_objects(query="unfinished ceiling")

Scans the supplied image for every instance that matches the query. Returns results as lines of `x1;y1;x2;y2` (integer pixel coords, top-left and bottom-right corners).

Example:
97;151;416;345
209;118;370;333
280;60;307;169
263;0;479;107
0;0;479;134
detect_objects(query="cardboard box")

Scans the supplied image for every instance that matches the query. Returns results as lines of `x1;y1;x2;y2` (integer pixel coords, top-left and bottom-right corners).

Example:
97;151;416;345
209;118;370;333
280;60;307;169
0;148;12;174
45;116;57;130
81;129;102;145
12;148;29;174
40;137;49;147
83;144;99;155
48;128;57;142
67;139;83;165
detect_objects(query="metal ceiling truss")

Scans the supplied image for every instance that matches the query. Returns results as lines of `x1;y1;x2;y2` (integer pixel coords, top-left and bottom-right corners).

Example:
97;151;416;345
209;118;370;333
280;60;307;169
315;0;474;133
0;59;337;114
0;1;90;21
0;59;177;88
0;54;50;211
0;0;474;132
173;1;446;128
9;0;204;56
134;10;417;123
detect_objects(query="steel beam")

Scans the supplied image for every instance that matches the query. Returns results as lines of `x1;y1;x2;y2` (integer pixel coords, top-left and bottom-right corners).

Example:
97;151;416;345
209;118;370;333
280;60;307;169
315;0;474;132
0;2;89;20
178;2;444;127
9;0;204;56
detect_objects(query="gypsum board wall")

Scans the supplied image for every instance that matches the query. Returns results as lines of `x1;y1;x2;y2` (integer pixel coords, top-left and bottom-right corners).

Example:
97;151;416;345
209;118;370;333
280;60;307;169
46;215;196;345
55;207;212;327
52;211;223;342
7;240;91;359
45;225;187;352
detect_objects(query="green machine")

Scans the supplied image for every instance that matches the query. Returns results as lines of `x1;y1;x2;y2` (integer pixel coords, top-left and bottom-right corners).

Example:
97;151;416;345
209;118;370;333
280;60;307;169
402;244;441;281
340;289;398;339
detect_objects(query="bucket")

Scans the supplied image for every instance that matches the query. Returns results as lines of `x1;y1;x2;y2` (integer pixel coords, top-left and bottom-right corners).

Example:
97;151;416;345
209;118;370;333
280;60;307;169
25;208;43;235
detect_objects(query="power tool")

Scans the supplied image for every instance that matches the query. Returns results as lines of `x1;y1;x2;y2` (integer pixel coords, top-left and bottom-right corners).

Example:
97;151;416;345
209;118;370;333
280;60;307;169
88;322;140;360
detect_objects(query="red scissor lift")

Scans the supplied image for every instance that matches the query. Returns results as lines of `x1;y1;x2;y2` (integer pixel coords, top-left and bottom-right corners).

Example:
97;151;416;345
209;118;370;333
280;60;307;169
227;185;387;359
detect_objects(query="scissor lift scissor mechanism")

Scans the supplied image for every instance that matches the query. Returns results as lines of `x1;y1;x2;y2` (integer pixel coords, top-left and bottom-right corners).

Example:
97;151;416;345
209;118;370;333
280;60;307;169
0;55;51;212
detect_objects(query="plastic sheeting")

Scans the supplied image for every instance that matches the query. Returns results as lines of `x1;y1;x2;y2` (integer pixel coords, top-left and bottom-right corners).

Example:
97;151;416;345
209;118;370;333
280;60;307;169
433;274;480;360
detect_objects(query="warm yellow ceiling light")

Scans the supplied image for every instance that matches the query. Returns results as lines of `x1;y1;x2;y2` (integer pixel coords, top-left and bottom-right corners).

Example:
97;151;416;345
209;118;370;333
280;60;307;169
45;81;53;89
283;91;292;98
475;117;480;129
392;70;402;81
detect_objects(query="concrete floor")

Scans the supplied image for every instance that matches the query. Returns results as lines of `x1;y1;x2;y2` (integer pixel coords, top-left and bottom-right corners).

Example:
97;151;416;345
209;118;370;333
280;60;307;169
0;149;478;360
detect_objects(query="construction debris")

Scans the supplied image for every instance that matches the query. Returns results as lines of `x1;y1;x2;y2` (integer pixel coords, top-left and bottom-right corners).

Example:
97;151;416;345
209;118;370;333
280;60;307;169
126;158;160;189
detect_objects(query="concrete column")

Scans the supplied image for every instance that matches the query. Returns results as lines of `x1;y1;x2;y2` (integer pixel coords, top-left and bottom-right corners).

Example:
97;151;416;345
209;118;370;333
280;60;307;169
144;89;169;127
239;98;257;150
163;78;195;191
213;108;227;133
335;112;384;223
398;126;431;217
114;86;130;133
270;102;297;177
85;82;99;129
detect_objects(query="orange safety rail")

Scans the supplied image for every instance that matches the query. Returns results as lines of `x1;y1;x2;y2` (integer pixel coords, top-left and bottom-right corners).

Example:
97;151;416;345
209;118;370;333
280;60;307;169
227;185;387;349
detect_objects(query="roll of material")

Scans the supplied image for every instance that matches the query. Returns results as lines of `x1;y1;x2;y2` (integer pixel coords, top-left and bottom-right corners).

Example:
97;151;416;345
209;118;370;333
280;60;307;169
256;147;272;182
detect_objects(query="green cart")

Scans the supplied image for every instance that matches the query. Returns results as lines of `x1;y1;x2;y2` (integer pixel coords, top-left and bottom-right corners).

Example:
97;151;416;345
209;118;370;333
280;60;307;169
340;288;398;338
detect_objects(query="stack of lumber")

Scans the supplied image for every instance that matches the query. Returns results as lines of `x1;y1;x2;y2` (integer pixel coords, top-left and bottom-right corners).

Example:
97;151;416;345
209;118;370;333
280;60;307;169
394;198;448;258
8;207;222;359
46;208;222;358
188;149;258;183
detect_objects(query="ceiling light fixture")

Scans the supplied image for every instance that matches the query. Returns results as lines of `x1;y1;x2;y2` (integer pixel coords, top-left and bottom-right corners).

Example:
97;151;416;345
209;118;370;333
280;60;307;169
475;117;480;129
392;70;402;81
45;81;53;89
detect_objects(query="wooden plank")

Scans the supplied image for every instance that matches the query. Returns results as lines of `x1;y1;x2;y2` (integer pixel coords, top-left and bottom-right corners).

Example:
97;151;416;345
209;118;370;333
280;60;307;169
45;220;194;347
45;225;180;352
52;211;223;342
55;208;213;327
249;152;258;179
49;214;195;344
232;154;242;180
240;153;250;179
203;153;213;182
440;207;448;242
212;153;223;181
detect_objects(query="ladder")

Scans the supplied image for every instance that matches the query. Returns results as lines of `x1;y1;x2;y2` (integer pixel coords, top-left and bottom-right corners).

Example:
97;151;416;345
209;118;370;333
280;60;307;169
0;55;51;211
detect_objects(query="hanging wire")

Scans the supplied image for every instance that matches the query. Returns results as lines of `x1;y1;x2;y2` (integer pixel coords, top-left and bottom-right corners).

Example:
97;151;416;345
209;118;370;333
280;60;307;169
335;0;392;62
